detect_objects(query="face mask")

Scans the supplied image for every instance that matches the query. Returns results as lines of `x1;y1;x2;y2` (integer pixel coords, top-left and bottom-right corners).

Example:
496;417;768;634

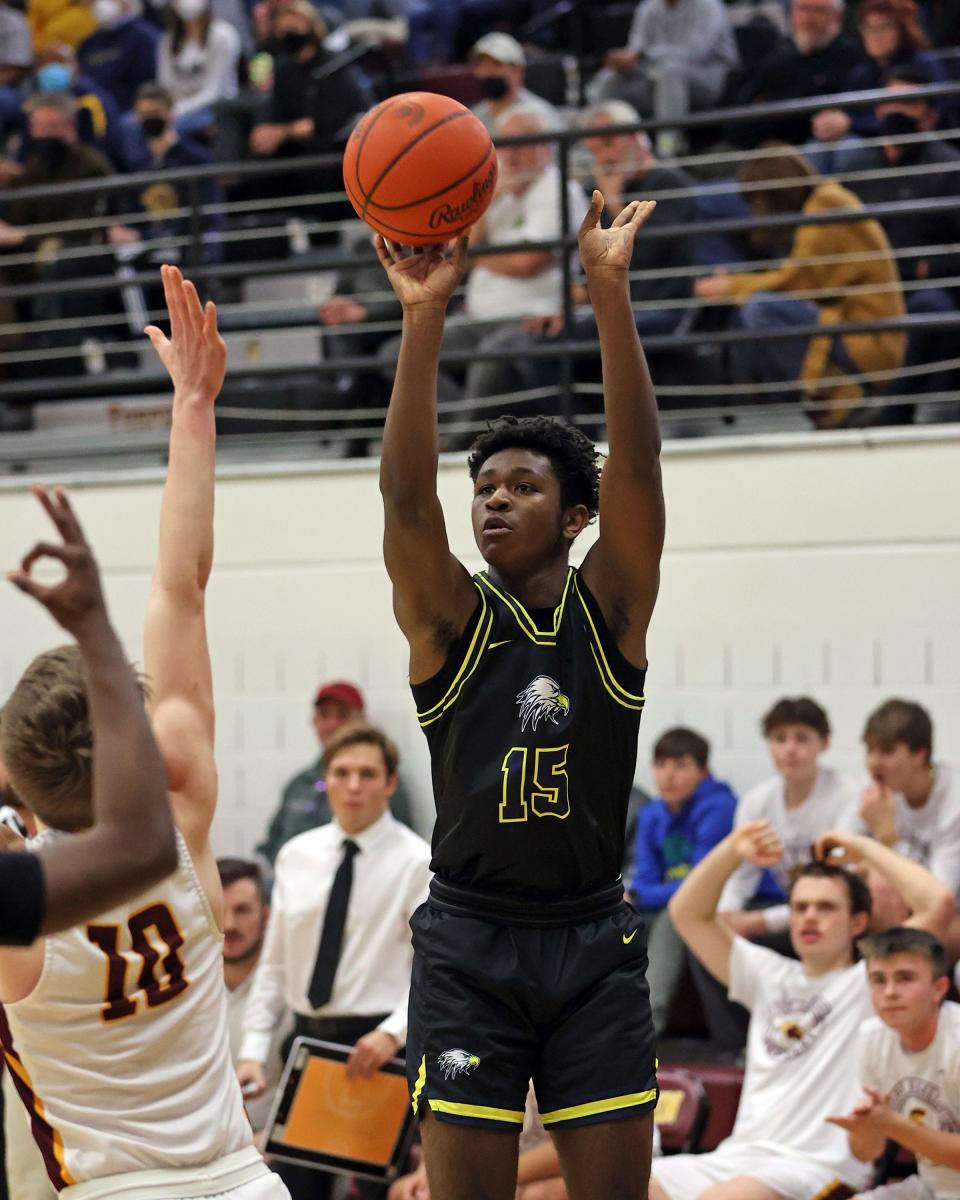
279;30;311;54
478;75;509;101
141;115;167;137
93;0;124;27
36;63;72;92
173;0;207;20
33;137;69;168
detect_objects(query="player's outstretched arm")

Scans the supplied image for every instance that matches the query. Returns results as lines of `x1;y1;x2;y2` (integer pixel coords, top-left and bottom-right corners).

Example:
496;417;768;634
669;820;783;986
143;265;225;859
3;486;175;941
375;236;479;681
578;192;664;668
815;831;954;937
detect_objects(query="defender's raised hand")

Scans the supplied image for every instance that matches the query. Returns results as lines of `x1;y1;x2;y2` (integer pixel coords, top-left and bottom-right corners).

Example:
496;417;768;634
375;234;470;311
578;190;656;276
731;819;783;868
8;485;107;636
144;264;226;404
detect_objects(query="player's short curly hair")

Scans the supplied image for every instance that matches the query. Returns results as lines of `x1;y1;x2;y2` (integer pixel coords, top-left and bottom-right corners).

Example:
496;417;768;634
466;416;601;520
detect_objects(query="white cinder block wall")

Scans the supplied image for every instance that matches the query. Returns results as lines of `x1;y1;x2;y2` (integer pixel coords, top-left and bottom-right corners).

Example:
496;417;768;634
1;427;958;856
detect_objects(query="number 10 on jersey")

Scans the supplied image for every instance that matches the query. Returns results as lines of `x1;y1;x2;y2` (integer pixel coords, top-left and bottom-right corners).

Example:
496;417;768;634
500;745;570;822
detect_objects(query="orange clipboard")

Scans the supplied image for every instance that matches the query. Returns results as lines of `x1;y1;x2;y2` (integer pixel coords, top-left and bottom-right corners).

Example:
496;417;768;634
264;1038;416;1182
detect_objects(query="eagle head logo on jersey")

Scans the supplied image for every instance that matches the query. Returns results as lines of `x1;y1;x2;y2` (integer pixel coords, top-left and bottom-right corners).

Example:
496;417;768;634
438;1049;481;1080
516;676;570;732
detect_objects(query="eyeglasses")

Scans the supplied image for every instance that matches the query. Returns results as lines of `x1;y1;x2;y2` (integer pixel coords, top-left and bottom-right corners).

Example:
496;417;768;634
859;19;897;31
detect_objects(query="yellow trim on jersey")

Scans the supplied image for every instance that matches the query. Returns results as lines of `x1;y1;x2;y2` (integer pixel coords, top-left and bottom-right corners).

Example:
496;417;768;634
573;577;646;711
411;1055;427;1113
429;1099;525;1124
539;1088;658;1126
417;587;493;727
477;568;573;646
3;1049;76;1186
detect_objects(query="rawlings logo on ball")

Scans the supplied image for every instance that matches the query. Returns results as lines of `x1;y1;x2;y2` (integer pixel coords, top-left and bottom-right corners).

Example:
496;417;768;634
428;162;497;230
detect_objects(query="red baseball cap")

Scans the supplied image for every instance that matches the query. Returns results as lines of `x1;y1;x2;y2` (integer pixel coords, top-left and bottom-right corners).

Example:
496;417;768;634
313;681;365;712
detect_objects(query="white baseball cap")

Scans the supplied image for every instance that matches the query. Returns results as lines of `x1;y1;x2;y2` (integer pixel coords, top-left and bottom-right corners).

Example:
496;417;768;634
471;32;526;67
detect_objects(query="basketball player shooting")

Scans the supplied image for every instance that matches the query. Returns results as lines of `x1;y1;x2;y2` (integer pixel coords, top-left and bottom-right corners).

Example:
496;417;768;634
0;266;291;1200
376;192;664;1200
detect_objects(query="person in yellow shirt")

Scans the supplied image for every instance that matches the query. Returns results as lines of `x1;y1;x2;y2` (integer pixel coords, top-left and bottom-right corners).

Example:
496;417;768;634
28;0;95;52
695;145;906;428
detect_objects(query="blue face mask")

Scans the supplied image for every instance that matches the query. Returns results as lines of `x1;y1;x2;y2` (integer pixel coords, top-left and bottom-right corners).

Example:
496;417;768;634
37;64;73;93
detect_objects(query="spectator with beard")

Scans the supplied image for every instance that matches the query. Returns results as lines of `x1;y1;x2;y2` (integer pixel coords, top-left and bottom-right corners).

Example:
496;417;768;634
694;146;905;428
76;0;160;113
469;32;562;135
728;0;863;148
219;858;290;1138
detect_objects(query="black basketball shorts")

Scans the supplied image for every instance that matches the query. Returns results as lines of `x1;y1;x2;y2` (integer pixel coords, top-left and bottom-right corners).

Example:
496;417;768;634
405;897;658;1131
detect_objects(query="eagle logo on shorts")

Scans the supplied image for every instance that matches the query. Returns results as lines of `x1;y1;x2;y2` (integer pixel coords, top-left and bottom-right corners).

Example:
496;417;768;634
516;676;570;732
437;1049;481;1080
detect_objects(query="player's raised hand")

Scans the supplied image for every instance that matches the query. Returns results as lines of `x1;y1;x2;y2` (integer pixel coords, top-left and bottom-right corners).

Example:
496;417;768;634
374;233;470;311
7;485;108;637
144;264;226;405
578;190;656;276
731;819;783;867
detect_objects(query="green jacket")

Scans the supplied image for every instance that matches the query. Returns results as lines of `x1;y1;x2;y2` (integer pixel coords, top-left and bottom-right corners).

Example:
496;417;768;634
257;758;418;865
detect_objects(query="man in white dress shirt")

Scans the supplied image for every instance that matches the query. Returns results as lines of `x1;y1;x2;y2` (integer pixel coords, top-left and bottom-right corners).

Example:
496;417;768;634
237;723;432;1199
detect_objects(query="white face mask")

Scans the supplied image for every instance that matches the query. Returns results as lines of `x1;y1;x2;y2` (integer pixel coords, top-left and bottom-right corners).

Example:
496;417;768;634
172;0;207;20
93;0;124;27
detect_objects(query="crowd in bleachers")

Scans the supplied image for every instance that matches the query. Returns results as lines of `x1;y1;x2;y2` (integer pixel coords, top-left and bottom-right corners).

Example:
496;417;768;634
0;0;958;435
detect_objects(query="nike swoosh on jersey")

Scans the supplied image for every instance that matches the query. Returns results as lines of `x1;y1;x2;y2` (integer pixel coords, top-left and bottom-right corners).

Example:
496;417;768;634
622;929;637;944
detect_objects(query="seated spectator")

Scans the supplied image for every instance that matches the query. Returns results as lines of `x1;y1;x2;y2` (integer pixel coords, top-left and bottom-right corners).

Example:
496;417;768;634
830;928;960;1200
0;0;33;90
77;0;160;113
238;724;431;1200
219;857;290;1138
27;0;96;52
808;0;945;171
218;0;368;206
651;825;952;1200
157;0;241;140
32;44;125;166
586;0;739;156
257;680;416;865
470;31;562;135
841;69;960;410
377;106;588;432
856;699;960;894
630;727;736;1036
729;0;864;149
694;147;906;429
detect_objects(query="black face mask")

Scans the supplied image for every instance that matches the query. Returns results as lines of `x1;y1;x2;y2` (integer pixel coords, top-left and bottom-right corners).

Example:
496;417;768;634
33;137;69;169
880;110;921;139
141;115;167;138
280;30;312;54
478;75;510;101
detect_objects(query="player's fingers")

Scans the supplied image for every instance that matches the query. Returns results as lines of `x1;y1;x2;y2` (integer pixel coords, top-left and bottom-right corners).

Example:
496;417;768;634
611;199;641;229
373;235;392;269
162;264;186;341
143;325;169;355
451;233;470;271
21;541;81;574
203;300;219;342
6;571;50;602
579;190;603;234
182;278;205;332
48;486;87;546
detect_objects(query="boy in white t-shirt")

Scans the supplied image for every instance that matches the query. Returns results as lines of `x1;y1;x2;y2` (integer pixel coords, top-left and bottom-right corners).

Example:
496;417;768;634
829;927;960;1200
856;700;960;897
649;827;953;1200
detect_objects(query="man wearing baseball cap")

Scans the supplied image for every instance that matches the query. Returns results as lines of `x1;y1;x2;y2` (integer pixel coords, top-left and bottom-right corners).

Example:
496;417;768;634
257;680;416;863
470;30;562;135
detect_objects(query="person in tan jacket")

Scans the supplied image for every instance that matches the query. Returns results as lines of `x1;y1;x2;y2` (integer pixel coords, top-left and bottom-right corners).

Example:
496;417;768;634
696;146;906;427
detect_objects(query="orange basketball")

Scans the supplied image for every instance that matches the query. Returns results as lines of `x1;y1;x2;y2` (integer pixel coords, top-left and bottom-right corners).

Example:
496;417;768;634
342;92;498;247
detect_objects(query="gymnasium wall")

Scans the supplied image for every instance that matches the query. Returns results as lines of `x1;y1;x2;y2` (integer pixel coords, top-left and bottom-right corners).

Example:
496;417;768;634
1;425;958;856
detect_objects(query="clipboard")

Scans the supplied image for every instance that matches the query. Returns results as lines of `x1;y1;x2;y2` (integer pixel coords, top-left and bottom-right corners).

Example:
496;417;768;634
263;1037;416;1182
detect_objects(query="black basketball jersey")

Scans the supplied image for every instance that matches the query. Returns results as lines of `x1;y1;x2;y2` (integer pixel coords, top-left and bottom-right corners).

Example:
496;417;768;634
412;567;647;901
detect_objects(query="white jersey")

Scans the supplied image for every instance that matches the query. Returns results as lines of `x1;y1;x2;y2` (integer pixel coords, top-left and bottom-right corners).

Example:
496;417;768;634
725;938;873;1190
854;763;960;895
0;832;256;1198
858;1001;960;1200
720;767;860;929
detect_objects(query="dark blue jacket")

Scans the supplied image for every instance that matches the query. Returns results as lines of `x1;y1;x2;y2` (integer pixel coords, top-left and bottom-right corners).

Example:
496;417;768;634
78;18;160;112
844;48;946;135
630;775;737;910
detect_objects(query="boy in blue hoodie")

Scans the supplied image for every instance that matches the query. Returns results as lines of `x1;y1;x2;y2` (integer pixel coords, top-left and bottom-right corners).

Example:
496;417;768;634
630;727;737;1035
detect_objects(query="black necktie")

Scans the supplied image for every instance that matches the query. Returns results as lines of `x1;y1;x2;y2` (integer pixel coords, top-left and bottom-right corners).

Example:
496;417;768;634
307;838;360;1011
